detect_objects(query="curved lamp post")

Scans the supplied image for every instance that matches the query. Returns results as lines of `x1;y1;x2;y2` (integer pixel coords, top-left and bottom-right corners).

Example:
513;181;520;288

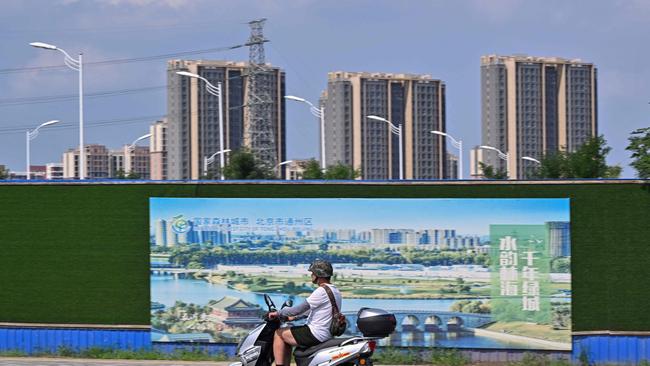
204;149;232;180
521;156;541;165
30;42;84;179
431;130;463;179
367;115;403;180
478;145;510;178
285;95;325;170
128;133;152;150
26;120;60;180
124;133;152;177
275;160;293;178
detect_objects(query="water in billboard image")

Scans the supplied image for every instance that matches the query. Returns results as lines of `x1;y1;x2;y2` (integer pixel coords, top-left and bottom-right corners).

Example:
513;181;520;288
149;198;571;350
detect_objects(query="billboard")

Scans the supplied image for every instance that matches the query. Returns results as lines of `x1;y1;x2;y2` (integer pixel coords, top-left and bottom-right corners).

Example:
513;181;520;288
150;198;571;350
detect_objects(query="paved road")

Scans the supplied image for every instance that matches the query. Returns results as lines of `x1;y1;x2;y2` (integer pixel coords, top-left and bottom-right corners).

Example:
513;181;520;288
0;358;232;366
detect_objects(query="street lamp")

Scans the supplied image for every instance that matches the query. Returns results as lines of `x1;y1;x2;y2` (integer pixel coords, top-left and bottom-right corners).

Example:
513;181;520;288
30;42;85;179
521;156;541;165
367;115;403;180
275;160;293;178
26;120;60;180
176;71;226;179
431;130;463;180
124;133;151;178
128;133;152;150
285;95;326;170
478;145;510;178
204;149;232;180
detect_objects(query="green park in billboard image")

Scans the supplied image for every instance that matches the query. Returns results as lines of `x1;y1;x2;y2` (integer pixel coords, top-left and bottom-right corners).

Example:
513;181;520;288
150;198;571;350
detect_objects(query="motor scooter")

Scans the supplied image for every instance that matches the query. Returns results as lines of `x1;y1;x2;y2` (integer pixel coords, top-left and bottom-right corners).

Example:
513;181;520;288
229;294;396;366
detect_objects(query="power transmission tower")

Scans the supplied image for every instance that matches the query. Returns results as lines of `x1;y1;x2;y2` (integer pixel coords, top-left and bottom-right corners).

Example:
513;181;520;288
245;18;277;168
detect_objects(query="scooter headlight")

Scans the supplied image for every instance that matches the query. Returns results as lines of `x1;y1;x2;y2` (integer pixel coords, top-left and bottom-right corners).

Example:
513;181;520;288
242;346;261;363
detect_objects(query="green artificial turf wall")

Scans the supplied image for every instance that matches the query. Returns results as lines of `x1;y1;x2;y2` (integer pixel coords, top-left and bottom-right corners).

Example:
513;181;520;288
0;182;648;332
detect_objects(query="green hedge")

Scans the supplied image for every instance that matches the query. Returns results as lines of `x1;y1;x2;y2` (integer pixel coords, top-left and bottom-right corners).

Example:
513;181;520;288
1;181;648;331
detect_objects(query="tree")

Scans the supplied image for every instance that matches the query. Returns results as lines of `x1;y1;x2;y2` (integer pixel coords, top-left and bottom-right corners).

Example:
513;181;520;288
301;159;324;179
114;169;126;179
537;152;568;179
283;281;296;291
0;166;8;180
324;163;360;179
254;277;268;286
551;257;571;273
478;162;508;179
627;127;650;178
535;136;620;179
567;136;613;178
604;165;622;178
223;149;274;180
126;171;141;179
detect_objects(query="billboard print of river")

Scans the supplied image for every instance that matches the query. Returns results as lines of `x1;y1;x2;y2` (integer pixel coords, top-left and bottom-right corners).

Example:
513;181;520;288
150;198;571;350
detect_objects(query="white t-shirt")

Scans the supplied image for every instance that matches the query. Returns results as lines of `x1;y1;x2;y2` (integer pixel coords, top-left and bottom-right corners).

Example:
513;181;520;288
305;284;343;342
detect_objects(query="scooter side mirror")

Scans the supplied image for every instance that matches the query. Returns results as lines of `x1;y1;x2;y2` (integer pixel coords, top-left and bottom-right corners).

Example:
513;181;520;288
281;299;293;309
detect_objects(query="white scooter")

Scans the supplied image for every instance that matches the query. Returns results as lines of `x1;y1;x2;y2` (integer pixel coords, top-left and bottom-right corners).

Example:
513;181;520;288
229;294;396;366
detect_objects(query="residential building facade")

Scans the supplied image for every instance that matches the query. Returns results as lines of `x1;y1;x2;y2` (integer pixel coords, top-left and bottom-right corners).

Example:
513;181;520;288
321;71;447;180
63;144;110;179
547;221;571;257
150;119;168;180
123;145;150;179
480;55;598;179
45;163;63;180
284;159;312;180
167;60;286;180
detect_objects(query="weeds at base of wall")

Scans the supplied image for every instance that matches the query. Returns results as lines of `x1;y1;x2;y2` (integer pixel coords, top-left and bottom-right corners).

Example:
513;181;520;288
373;348;576;366
0;346;233;361
11;347;649;366
373;347;469;365
509;354;571;366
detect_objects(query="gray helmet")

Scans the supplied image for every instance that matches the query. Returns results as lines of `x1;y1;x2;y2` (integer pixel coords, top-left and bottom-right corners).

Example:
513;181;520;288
309;260;333;277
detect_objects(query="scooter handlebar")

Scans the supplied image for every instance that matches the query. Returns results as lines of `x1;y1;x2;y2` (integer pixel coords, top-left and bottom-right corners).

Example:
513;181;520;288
264;294;276;311
263;312;290;323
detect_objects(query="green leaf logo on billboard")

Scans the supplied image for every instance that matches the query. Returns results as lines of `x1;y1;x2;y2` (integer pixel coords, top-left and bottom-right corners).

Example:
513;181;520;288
171;214;191;234
490;224;551;323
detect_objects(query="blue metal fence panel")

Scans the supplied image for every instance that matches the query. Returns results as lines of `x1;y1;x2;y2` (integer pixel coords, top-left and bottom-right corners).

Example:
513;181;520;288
152;342;238;357
0;327;150;355
5;327;650;362
573;335;650;364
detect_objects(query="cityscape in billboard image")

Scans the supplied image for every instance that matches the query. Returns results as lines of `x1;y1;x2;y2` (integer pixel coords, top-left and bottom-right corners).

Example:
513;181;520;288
150;198;571;350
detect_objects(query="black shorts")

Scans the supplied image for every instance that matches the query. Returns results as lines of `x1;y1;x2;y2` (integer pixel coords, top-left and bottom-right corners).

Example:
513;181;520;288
290;325;321;348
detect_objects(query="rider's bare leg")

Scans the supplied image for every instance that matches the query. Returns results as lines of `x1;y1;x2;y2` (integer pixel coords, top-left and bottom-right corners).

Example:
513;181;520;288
274;328;298;365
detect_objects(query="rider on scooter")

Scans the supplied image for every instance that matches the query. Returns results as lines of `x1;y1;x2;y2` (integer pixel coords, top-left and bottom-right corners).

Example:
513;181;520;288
268;260;343;366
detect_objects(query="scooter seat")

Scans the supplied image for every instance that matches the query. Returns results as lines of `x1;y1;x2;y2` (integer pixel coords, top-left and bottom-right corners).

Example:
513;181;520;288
294;337;354;359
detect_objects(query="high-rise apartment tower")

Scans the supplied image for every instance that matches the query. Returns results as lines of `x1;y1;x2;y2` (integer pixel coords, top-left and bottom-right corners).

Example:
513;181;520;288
321;71;447;180
480;55;597;179
167;60;286;180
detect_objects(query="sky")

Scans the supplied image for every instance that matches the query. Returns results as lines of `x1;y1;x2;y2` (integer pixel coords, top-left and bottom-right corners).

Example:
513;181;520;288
0;0;649;178
149;198;570;235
